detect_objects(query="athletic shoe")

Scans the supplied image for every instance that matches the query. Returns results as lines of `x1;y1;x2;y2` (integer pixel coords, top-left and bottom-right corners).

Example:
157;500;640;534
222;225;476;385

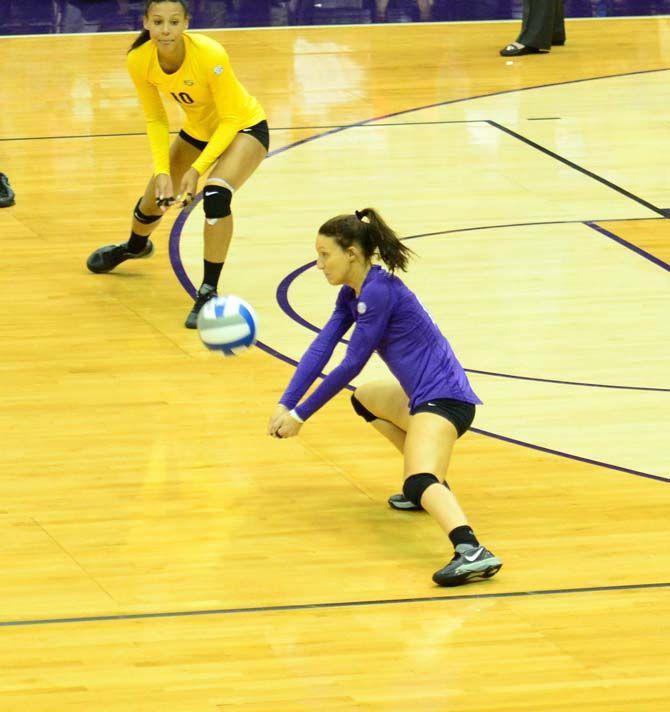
388;493;423;511
185;284;217;329
86;240;154;273
432;544;502;587
0;173;15;208
388;483;449;511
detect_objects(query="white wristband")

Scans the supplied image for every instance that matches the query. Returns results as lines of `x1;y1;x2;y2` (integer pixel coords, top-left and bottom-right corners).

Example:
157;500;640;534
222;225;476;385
288;409;304;423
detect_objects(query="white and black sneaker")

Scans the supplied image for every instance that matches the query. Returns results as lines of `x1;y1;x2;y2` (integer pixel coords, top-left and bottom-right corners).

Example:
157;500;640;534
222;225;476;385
388;493;423;511
388;482;450;511
432;544;502;587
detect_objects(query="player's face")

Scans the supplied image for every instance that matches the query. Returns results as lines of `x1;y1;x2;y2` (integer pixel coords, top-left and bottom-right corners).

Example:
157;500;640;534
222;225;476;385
144;2;189;48
315;234;353;286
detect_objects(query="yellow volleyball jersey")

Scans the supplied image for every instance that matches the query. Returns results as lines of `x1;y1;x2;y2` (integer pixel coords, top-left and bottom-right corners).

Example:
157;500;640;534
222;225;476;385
127;32;266;176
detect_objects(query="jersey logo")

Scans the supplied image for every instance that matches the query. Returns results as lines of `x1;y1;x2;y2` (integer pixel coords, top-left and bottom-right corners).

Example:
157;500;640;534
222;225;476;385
357;302;367;315
213;65;224;75
184;79;194;86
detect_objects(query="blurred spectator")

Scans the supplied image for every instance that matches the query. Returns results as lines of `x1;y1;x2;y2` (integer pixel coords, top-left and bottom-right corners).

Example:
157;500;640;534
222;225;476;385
376;0;432;21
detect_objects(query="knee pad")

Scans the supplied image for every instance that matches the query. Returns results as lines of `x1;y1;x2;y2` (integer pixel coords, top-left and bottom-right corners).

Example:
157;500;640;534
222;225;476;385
351;393;377;422
134;198;162;225
403;473;440;506
204;184;233;223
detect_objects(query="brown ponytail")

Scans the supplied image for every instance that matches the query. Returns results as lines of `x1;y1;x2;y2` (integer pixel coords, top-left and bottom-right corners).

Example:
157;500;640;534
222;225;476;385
319;208;413;273
128;0;190;53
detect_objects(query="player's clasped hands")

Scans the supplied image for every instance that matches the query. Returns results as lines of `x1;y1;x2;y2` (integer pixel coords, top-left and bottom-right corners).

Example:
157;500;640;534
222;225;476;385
155;173;175;211
267;404;302;439
155;169;198;211
176;167;198;208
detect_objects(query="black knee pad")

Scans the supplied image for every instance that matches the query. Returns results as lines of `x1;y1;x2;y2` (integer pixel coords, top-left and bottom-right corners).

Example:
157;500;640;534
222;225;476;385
204;184;233;219
403;473;440;506
350;393;377;422
134;198;162;225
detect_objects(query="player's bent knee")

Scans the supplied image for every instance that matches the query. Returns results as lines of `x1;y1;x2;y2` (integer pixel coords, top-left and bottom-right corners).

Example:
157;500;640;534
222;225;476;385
204;184;233;223
403;473;440;506
134;198;162;224
351;392;378;422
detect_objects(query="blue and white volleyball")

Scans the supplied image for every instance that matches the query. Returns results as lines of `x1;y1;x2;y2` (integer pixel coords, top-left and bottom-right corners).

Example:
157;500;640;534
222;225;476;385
197;295;258;356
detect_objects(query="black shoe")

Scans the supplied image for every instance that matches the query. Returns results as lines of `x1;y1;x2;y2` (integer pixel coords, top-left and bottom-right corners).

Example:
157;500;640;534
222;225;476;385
185;284;217;329
388;493;423;511
0;173;15;208
499;44;542;56
86;240;154;273
432;544;502;587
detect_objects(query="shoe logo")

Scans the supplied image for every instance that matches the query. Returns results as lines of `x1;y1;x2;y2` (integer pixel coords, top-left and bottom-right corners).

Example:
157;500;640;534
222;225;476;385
427;402;437;407
241;128;253;133
463;547;483;562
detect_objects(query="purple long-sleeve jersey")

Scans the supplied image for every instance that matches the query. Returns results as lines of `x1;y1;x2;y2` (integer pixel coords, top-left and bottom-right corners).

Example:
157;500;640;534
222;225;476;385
280;265;481;421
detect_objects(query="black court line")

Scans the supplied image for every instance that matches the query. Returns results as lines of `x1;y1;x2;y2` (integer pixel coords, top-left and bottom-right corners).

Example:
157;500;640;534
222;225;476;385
1;581;668;629
3;66;665;146
0;119;499;143
487;120;667;217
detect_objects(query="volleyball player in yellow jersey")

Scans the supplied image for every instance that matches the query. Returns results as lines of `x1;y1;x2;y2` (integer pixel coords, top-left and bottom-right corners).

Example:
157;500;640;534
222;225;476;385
86;0;269;328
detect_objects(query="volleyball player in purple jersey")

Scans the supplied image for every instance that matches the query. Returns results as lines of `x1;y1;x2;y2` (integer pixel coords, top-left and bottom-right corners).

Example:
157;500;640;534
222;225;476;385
268;209;502;587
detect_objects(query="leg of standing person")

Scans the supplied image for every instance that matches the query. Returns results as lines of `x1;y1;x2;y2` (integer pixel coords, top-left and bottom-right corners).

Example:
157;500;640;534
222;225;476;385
353;381;502;586
86;134;201;274
184;128;268;328
517;0;558;50
500;0;558;55
552;0;566;45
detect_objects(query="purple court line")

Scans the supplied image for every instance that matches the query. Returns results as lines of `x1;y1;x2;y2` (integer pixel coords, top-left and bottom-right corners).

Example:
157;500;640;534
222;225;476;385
169;69;670;484
471;428;670;484
273;231;669;394
585;221;670;271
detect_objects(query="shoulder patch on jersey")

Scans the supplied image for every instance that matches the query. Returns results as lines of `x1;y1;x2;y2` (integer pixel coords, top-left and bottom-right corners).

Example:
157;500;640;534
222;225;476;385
213;65;224;75
357;301;367;315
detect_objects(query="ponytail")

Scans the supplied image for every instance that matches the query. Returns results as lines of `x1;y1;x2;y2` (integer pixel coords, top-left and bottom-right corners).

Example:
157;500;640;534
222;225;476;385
128;0;191;53
319;208;413;273
129;29;151;52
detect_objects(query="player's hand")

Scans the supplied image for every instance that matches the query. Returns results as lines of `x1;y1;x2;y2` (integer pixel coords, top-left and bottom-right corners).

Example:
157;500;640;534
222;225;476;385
155;173;175;212
267;404;289;437
273;412;303;440
176;168;199;208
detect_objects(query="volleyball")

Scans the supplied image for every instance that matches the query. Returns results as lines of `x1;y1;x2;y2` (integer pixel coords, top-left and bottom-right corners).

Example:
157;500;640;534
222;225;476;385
197;295;258;356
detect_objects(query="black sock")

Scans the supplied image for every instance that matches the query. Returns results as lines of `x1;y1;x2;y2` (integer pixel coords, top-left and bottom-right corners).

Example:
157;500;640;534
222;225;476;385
449;525;479;549
203;260;224;289
127;231;149;254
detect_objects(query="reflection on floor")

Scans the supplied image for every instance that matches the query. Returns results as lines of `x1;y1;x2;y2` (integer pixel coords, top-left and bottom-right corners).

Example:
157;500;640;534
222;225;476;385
2;0;670;35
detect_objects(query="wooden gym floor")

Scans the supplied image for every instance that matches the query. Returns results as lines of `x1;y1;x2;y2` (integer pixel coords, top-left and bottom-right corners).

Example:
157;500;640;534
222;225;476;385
0;17;669;711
